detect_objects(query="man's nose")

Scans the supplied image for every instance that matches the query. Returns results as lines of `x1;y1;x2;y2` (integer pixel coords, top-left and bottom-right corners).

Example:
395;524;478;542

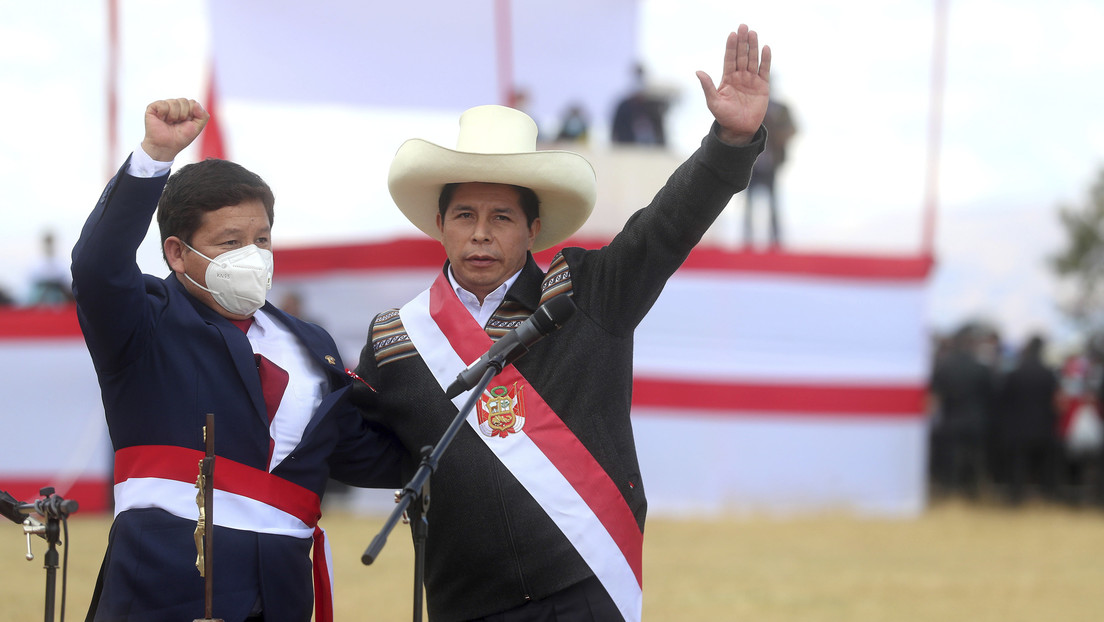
471;217;492;241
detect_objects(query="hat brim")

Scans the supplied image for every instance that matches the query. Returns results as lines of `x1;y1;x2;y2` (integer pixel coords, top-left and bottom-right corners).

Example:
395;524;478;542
388;139;596;252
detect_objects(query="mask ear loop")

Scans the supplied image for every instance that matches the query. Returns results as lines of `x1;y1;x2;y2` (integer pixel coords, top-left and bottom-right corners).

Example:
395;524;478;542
179;242;220;294
181;271;218;296
182;241;234;270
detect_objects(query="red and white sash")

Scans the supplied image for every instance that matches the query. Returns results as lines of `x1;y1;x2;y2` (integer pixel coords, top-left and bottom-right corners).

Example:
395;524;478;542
400;274;643;621
113;445;335;622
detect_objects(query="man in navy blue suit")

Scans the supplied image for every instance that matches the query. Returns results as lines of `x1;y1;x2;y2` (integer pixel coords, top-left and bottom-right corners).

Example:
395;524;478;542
73;98;403;622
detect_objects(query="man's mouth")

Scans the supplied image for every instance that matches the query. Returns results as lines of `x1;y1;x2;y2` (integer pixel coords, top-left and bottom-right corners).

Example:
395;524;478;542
466;254;497;267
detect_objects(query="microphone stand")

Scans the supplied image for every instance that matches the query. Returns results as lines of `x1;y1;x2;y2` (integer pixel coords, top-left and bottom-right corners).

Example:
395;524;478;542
3;487;79;622
362;357;504;622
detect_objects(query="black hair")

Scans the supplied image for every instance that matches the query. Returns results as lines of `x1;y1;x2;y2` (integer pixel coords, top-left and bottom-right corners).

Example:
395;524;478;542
156;158;275;264
437;182;540;226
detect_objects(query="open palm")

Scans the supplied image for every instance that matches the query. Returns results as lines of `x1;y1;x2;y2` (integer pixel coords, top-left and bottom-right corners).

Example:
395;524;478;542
696;25;771;145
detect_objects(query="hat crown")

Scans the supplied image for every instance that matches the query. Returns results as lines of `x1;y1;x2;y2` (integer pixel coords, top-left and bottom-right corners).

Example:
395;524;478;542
455;105;537;154
389;104;595;252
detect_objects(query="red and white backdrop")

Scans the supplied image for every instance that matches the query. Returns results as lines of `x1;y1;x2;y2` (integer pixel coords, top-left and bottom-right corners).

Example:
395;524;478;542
1;1;935;516
0;241;931;516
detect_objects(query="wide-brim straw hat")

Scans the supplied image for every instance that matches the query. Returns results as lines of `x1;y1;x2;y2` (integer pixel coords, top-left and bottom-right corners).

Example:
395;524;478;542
388;105;597;252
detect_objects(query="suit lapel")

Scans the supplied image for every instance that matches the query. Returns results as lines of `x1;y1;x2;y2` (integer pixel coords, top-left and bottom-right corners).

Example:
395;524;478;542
168;275;269;426
260;303;347;445
169;276;349;452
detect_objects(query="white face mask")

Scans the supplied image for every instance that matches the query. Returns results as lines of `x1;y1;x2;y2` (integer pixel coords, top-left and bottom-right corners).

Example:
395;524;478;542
182;242;274;317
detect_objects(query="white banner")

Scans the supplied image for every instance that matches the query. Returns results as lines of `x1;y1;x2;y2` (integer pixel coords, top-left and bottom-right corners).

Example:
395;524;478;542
209;0;641;128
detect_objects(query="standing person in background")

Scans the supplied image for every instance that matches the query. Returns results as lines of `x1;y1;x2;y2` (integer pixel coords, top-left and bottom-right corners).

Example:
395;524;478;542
73;98;403;622
556;103;590;143
1058;348;1104;505
610;63;671;147
994;335;1060;505
352;25;770;622
929;326;996;500
742;96;796;249
27;230;75;305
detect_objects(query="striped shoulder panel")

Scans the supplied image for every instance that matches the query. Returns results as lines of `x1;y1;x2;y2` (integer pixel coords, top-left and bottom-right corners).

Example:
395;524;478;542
539;251;573;305
371;308;418;367
485;300;533;341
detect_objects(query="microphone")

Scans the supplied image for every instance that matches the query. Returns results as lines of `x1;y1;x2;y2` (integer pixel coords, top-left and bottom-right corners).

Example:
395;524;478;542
445;295;576;399
35;493;79;519
0;488;79;523
0;490;25;525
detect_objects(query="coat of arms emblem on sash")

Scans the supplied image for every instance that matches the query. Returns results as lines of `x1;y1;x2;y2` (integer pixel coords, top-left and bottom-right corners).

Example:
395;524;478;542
477;382;526;437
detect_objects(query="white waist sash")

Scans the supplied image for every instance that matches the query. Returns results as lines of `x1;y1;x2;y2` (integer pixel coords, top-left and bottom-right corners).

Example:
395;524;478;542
111;445;335;622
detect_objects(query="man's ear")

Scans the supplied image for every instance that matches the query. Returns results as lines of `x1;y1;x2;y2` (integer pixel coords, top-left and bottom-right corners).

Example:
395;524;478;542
164;236;187;274
527;217;542;250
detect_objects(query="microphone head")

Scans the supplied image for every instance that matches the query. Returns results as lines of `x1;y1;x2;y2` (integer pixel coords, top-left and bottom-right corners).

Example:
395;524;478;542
532;295;577;334
0;490;27;524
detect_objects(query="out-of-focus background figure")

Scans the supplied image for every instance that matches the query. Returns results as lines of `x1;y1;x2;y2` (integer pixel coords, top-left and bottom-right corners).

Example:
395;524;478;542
742;96;797;249
26;231;74;306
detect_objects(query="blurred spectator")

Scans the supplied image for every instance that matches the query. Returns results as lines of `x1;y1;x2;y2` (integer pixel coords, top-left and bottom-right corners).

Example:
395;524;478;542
993;335;1060;505
556;103;590;144
1057;351;1103;505
278;290;313;322
742;97;796;249
929;325;996;499
27;230;74;305
976;327;1010;483
509;87;543;142
611;63;670;147
0;285;14;307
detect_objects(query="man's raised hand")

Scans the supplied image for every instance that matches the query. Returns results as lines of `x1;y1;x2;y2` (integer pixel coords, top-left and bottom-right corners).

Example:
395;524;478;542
140;98;209;163
695;25;772;146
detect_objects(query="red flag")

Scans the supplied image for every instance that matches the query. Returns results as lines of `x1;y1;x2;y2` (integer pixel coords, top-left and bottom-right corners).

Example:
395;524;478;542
199;63;226;160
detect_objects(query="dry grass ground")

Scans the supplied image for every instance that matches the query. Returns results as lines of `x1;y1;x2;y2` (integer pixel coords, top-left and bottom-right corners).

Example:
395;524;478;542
2;500;1102;621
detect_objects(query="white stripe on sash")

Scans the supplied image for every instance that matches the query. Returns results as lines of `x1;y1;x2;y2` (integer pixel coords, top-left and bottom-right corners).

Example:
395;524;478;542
114;477;315;539
400;284;642;622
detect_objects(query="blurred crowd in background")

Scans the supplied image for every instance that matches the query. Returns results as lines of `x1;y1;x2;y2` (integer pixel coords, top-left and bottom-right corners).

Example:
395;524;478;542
928;323;1104;508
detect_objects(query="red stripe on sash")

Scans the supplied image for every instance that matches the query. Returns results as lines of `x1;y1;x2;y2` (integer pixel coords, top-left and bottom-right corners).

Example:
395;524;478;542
114;445;321;526
312;527;333;622
114;444;333;622
429;275;644;585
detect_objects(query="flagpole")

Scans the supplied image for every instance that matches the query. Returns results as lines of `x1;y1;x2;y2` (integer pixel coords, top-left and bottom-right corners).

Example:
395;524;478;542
106;0;119;180
494;0;514;106
921;0;949;257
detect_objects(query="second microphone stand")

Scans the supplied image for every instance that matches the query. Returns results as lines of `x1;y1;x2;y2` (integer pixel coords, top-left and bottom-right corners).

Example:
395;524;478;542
361;358;504;622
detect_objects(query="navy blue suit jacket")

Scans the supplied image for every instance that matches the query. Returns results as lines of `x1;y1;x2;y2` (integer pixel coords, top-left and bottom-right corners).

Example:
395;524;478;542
73;159;402;622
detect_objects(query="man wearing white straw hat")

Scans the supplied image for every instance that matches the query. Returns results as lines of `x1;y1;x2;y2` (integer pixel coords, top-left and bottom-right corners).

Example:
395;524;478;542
352;25;770;622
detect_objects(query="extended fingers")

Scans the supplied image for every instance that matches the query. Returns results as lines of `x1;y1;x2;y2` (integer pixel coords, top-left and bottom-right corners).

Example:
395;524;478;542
759;45;772;81
695;69;718;100
724;24;769;77
734;26;748;73
724;30;739;77
747;29;759;73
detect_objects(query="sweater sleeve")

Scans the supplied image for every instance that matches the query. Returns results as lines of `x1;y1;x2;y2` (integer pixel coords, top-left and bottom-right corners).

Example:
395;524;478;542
565;122;767;334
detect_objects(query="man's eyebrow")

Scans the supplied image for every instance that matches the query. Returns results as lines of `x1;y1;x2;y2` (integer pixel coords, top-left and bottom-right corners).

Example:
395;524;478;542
212;225;272;237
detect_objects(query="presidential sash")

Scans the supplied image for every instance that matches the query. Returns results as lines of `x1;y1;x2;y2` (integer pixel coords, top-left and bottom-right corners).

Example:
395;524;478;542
399;273;643;621
113;445;335;622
